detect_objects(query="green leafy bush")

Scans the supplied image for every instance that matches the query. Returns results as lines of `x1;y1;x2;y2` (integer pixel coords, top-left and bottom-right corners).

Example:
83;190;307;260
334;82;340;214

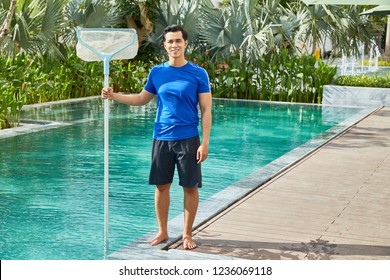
110;60;151;94
0;55;28;129
190;48;337;103
334;75;390;88
0;52;103;129
0;51;155;129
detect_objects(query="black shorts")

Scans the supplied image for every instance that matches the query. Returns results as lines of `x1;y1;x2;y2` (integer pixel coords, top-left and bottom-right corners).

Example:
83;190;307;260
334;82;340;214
148;136;202;188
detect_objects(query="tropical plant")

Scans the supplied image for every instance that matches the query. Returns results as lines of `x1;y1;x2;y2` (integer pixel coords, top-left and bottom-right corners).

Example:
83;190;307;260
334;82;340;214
0;0;69;60
286;3;380;58
271;1;308;54
199;0;274;61
110;59;151;93
253;48;337;103
62;0;124;46
199;0;246;56
299;4;341;55
0;0;124;59
330;6;381;58
0;53;28;129
190;46;337;103
0;0;133;129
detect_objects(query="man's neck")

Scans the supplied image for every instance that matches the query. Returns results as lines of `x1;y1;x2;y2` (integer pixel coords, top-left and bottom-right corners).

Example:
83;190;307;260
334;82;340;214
169;57;187;67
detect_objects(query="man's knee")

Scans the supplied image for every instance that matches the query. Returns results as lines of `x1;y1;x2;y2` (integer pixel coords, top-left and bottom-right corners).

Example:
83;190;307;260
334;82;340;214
156;183;171;192
183;187;199;197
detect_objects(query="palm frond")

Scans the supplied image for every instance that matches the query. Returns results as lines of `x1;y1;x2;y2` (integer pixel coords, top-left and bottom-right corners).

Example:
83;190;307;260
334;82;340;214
200;0;246;54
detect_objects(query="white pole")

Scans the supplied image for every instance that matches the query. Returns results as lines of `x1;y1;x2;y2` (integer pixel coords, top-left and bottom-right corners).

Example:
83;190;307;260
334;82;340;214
103;59;110;259
361;43;364;73
75;28;138;260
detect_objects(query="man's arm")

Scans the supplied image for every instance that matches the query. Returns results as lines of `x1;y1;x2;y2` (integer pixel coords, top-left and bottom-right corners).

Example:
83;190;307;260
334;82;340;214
101;87;155;106
197;92;212;164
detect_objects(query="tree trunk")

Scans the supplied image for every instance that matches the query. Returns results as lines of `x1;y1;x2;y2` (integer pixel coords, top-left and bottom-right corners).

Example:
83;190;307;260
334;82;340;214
384;16;390;59
126;3;154;47
0;0;17;44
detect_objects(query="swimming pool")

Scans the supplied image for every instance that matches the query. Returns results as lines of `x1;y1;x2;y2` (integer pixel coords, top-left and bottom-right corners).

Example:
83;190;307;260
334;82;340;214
0;97;374;259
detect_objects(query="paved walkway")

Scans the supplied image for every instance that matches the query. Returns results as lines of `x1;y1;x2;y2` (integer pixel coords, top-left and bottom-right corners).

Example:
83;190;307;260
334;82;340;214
170;107;390;260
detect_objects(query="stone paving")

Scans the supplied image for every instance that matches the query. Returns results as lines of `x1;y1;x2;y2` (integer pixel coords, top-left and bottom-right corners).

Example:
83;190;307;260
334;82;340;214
169;107;390;260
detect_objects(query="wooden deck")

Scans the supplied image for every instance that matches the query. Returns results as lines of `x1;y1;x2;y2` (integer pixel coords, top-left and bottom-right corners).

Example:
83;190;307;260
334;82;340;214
170;107;390;260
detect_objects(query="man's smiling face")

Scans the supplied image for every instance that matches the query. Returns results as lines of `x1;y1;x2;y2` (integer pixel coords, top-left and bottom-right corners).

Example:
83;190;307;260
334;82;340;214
163;31;188;60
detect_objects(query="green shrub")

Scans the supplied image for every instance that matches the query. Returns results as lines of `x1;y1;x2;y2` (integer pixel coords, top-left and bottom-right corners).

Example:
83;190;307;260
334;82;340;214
0;55;28;129
0;52;104;129
190;49;337;103
334;75;390;88
0;50;156;129
110;60;151;94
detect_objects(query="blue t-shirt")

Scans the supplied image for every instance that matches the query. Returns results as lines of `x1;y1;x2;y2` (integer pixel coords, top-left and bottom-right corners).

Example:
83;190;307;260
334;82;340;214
144;61;211;140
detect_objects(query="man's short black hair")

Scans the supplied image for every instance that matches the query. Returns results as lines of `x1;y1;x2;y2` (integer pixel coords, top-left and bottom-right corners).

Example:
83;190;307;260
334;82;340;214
162;25;188;42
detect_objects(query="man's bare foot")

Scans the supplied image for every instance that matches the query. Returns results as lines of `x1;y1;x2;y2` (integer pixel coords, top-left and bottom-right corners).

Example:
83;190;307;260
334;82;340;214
182;235;197;250
149;233;169;246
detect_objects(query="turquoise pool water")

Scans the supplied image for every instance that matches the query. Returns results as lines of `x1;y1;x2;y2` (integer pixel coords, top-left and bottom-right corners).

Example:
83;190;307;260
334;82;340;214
0;98;367;259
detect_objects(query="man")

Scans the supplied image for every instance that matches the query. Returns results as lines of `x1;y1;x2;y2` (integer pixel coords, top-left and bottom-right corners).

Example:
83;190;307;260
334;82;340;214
101;25;212;250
